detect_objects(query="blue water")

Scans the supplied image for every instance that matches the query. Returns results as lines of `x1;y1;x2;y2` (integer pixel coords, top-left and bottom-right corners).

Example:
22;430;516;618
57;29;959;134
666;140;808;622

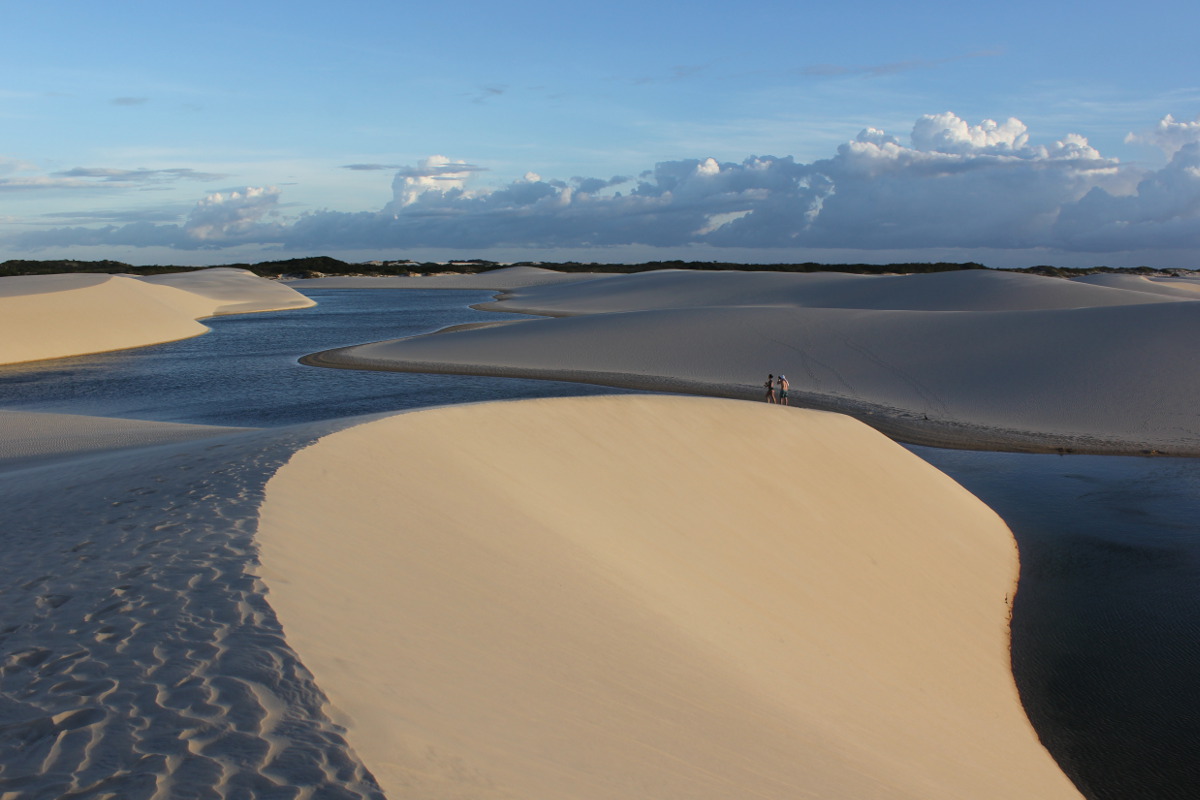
911;446;1200;800
3;287;1199;799
0;289;632;427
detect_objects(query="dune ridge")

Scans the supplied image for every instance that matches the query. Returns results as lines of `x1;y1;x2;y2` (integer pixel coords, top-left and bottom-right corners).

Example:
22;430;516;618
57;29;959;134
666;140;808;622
288;264;618;291
480;267;1182;314
0;268;313;366
257;395;1081;799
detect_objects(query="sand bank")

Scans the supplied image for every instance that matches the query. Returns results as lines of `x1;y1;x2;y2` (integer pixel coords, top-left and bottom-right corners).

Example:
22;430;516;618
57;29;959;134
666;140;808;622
304;268;1200;455
0;268;313;366
258;395;1080;799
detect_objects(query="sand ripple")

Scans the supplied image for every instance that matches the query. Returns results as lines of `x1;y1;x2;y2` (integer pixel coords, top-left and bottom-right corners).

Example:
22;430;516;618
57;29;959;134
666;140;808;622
0;427;384;799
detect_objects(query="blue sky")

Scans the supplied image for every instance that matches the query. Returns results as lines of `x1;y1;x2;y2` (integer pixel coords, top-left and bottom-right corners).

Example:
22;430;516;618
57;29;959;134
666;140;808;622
3;0;1199;267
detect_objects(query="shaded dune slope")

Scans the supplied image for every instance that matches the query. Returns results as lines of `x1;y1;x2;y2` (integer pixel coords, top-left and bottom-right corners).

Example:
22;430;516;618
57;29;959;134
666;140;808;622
482;268;1182;314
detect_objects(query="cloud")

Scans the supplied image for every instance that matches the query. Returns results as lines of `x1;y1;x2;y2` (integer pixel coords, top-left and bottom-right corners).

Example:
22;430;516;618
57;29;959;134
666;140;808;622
341;163;402;171
184;187;281;242
111;97;149;106
1053;143;1200;250
53;167;230;183
629;61;718;86
1126;114;1200;157
384;155;488;209
11;187;281;250
38;208;186;224
469;84;507;103
9;112;1200;258
0;166;229;191
0;157;37;176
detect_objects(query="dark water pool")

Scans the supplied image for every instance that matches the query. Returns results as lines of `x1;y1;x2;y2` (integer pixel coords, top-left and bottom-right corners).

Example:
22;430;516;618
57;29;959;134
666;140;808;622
912;446;1200;800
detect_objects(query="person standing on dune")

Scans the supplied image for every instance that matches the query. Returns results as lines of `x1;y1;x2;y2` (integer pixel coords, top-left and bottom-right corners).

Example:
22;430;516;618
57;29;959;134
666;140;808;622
777;374;789;406
764;374;777;403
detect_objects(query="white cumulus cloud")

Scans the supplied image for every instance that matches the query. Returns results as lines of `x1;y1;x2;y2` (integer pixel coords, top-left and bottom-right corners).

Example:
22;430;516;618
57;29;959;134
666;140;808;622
185;187;281;242
1126;114;1200;158
911;112;1030;154
10;112;1200;260
386;155;486;209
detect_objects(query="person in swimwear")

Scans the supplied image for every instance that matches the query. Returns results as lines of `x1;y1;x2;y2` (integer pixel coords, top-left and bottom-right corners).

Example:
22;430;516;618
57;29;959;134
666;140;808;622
777;374;789;406
764;374;777;403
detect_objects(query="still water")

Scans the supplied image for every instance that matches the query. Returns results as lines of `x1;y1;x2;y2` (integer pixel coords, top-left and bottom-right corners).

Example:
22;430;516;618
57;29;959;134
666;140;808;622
912;446;1200;800
0;289;632;426
2;287;1197;799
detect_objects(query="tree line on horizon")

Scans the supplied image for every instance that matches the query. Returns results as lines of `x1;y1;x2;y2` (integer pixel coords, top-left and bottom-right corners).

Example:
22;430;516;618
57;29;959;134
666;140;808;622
0;256;1192;280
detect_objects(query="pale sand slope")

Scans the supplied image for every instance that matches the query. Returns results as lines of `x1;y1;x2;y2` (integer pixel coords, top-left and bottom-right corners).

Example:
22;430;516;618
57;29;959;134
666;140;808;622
287;264;618;291
139;267;317;315
310;269;1200;454
0;269;313;366
478;267;1184;314
0;411;387;798
1071;272;1200;300
258;395;1081;800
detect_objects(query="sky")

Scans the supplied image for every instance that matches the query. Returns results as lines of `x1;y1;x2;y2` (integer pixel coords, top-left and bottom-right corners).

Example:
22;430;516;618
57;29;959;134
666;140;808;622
3;0;1200;268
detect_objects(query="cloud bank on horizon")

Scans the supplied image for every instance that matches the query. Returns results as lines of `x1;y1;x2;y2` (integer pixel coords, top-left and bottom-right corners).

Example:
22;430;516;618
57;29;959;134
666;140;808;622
7;111;1200;262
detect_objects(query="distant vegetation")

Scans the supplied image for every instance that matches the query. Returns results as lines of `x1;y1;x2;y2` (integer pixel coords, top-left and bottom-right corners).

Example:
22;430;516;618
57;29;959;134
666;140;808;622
0;255;1194;280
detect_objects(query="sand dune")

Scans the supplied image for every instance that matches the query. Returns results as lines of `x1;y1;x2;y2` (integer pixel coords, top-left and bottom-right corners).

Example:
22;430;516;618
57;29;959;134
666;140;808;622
307;268;1200;454
1070;272;1200;300
257;395;1080;799
480;267;1181;315
139;267;317;315
0;269;313;366
289;264;617;291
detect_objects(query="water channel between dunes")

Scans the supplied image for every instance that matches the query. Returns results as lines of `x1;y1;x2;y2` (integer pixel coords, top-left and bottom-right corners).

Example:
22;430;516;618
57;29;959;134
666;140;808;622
2;287;1197;799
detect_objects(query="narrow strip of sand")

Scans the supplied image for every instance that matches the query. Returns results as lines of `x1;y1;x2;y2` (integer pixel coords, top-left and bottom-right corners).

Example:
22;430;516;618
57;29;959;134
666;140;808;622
257;395;1082;799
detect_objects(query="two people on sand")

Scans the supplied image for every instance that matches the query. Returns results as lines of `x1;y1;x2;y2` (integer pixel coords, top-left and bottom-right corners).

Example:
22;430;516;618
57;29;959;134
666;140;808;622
764;374;789;405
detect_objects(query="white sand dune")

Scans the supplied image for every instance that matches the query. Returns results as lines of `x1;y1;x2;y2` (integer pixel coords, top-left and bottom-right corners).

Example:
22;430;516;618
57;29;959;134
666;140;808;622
1071;272;1200;300
139;267;317;315
480;267;1181;315
288;265;617;291
0;269;313;366
307;268;1200;454
257;395;1081;799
